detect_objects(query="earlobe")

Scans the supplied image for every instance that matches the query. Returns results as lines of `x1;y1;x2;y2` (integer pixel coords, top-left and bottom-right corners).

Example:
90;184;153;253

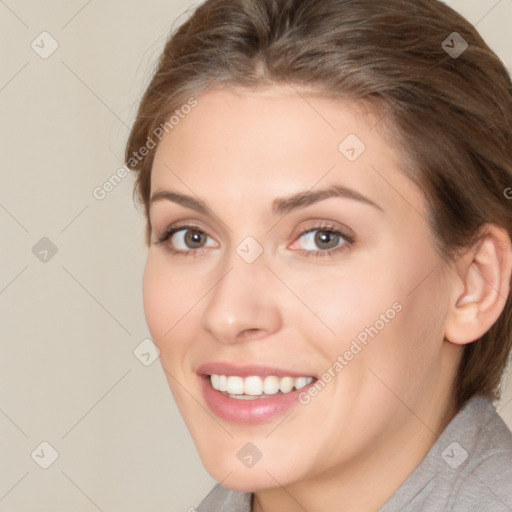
445;224;512;346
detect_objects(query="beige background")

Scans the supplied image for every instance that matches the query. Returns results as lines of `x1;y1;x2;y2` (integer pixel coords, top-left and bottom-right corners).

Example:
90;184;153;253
0;1;511;510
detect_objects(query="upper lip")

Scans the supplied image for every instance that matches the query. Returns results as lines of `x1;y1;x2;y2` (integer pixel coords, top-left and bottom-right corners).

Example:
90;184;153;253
197;362;317;379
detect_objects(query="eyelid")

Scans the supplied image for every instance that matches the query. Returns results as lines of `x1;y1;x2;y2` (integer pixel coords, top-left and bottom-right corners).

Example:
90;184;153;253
289;219;356;243
153;219;216;244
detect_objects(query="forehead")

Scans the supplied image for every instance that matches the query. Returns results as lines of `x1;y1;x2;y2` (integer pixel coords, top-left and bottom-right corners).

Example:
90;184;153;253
153;86;387;170
150;85;425;218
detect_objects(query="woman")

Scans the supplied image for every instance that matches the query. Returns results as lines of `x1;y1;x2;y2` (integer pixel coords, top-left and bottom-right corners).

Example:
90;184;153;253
125;0;512;510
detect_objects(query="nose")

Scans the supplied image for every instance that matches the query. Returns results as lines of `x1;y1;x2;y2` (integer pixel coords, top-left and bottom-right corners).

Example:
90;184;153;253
200;258;282;345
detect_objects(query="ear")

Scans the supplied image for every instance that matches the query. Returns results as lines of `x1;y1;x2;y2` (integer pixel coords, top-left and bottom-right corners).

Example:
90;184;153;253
444;224;512;345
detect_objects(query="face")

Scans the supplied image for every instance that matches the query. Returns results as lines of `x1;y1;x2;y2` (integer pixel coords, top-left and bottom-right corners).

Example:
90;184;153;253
143;86;459;492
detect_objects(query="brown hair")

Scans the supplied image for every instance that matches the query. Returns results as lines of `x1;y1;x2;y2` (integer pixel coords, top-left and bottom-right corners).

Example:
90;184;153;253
125;0;512;410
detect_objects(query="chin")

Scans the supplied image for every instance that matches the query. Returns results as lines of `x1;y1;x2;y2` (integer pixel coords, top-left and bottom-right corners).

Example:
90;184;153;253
211;471;282;493
201;454;298;493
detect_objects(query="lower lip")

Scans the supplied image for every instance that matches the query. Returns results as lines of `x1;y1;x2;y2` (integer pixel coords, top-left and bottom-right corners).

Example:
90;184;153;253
200;375;316;425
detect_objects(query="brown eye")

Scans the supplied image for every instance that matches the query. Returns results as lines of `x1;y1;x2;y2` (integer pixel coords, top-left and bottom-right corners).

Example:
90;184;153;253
156;226;217;254
314;230;341;250
297;228;345;252
182;229;208;249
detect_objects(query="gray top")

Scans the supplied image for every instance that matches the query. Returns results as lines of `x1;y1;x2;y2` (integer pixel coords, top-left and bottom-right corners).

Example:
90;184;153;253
196;395;512;511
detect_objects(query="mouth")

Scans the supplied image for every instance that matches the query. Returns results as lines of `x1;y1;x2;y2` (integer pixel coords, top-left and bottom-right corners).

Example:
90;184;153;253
197;363;318;424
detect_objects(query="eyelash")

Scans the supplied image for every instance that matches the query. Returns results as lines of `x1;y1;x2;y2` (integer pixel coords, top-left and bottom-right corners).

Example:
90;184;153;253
154;223;356;259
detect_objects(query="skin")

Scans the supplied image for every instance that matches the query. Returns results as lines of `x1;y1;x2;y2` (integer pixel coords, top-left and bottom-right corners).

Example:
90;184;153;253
143;85;511;512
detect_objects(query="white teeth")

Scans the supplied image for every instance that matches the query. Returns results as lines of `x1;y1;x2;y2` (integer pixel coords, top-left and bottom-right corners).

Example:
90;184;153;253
279;376;294;393
218;374;228;392
244;376;263;395
210;374;314;396
262;376;280;395
226;376;244;395
294;377;310;390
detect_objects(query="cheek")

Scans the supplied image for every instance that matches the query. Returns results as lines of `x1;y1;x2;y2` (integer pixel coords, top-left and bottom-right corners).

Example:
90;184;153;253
142;254;193;350
142;257;168;343
142;256;198;407
343;265;450;402
142;252;210;372
295;265;400;347
302;252;443;375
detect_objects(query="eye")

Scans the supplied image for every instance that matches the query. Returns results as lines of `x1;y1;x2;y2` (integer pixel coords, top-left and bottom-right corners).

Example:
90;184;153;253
298;229;341;250
290;225;355;257
155;225;217;255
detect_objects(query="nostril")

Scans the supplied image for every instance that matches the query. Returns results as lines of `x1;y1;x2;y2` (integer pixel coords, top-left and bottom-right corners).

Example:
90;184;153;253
239;328;265;341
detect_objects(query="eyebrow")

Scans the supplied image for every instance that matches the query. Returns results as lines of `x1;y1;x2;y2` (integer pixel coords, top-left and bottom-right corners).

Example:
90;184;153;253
149;184;383;216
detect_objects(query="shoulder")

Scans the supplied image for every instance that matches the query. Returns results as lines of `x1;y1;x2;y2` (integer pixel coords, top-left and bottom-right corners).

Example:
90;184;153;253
449;400;512;511
451;451;512;511
380;395;512;512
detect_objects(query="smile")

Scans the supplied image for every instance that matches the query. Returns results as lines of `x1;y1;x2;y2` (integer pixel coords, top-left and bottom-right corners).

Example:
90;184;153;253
210;374;315;399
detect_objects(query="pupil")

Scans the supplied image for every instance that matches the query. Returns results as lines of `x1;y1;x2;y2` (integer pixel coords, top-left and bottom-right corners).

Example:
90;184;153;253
315;231;338;249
